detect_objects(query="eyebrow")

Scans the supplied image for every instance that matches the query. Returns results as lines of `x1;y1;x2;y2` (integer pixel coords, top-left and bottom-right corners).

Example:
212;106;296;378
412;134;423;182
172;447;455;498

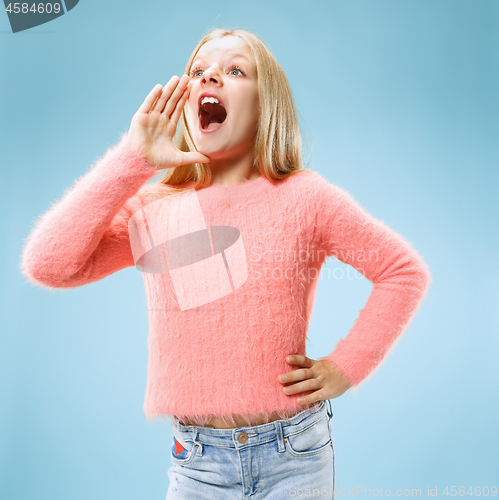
192;51;255;69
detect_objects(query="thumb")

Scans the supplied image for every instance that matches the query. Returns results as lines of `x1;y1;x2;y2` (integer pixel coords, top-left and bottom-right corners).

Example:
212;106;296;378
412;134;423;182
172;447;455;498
182;151;210;165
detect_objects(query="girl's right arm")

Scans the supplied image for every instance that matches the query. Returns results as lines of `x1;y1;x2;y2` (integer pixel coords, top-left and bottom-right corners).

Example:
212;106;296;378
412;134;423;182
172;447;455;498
20;135;159;289
20;75;209;289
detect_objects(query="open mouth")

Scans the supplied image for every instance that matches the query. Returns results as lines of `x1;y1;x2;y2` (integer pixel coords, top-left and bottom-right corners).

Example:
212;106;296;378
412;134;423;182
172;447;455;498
198;96;227;131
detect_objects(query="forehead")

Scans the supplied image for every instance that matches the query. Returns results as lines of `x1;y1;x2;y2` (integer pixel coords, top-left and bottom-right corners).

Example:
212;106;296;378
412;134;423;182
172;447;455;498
193;36;255;66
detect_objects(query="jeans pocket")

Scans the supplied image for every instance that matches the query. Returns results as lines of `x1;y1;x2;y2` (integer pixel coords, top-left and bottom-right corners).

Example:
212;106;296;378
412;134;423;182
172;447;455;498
285;416;332;458
170;435;199;465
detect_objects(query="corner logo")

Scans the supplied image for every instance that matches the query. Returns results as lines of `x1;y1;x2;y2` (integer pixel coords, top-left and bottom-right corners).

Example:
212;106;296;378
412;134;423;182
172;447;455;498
128;189;249;311
4;0;79;33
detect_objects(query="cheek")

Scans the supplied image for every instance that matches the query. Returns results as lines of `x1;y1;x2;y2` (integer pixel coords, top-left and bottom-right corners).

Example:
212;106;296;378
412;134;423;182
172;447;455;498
185;88;198;116
186;98;195;118
248;94;260;129
237;93;259;129
184;101;198;130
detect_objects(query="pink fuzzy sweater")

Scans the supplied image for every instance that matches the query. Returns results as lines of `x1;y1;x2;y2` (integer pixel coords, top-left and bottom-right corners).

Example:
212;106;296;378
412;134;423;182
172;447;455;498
20;133;432;427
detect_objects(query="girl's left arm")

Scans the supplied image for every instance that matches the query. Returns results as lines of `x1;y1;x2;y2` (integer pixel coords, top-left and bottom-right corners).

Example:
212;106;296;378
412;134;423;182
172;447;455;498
313;178;432;389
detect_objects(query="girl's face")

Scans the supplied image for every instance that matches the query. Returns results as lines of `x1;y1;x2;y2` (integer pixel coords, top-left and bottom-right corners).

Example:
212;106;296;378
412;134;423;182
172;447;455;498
184;36;259;161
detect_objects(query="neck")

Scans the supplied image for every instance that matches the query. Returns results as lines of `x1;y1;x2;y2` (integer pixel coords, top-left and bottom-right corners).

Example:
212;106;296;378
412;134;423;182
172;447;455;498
207;147;260;186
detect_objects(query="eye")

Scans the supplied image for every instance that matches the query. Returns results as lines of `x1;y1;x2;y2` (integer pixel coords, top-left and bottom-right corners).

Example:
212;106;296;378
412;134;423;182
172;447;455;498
228;66;244;76
189;65;245;78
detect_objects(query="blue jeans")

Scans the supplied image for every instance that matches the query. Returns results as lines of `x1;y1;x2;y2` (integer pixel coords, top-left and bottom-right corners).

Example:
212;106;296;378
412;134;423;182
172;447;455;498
166;399;335;499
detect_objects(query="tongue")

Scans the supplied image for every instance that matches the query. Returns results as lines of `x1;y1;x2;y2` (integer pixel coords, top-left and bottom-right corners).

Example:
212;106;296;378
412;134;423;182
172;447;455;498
200;102;227;130
205;121;223;131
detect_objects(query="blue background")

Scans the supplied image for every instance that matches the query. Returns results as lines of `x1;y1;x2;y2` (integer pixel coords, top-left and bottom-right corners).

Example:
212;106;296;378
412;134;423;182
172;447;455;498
1;0;498;498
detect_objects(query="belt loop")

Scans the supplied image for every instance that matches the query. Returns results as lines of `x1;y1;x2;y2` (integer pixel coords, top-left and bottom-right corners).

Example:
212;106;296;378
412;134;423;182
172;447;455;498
325;400;334;443
275;420;286;453
326;399;333;420
193;429;203;456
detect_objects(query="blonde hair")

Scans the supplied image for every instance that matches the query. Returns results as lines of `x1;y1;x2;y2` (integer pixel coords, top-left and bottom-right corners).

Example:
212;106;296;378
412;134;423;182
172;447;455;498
157;28;305;193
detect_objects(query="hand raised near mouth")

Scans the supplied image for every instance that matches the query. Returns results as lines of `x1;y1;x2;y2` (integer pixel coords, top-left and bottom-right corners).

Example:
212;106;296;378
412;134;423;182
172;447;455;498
126;75;210;170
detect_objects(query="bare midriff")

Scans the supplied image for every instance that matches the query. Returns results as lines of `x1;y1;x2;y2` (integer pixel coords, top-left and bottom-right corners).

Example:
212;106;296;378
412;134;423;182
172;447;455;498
181;407;304;429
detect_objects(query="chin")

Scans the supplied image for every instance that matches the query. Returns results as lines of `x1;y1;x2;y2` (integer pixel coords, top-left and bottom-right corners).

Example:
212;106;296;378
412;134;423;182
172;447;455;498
191;138;215;156
192;135;229;159
196;147;226;161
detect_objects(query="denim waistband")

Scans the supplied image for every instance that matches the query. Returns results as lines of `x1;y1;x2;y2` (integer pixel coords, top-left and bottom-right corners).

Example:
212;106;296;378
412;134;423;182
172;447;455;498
171;399;333;452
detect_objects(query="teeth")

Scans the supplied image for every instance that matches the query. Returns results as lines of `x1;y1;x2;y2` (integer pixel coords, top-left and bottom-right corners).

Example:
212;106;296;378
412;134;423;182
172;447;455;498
201;96;223;106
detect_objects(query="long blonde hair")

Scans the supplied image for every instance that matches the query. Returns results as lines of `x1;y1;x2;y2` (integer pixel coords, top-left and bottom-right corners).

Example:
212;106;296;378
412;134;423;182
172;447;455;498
158;28;305;192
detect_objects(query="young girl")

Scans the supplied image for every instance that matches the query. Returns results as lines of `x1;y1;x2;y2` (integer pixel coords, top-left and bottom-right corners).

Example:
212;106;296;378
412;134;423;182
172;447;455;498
21;28;431;499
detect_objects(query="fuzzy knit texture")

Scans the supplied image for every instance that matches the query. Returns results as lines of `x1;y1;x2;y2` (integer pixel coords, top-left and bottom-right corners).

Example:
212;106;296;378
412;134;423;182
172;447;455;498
20;132;432;428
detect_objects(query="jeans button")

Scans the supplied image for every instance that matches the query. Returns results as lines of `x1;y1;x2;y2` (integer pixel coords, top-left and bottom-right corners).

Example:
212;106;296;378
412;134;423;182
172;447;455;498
238;432;248;443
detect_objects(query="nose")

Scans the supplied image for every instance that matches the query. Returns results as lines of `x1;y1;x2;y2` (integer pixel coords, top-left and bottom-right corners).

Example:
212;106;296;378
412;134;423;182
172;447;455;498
201;64;222;85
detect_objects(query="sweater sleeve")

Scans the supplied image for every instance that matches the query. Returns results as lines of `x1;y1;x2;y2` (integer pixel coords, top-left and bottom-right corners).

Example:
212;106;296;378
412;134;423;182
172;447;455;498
19;132;159;289
313;176;432;389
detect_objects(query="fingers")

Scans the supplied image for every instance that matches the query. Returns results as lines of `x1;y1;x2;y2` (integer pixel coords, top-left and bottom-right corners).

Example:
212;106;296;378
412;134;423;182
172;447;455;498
162;74;190;117
288;354;312;366
169;84;190;126
278;355;317;384
282;378;321;396
137;83;164;114
154;75;184;114
136;75;190;120
279;368;311;385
